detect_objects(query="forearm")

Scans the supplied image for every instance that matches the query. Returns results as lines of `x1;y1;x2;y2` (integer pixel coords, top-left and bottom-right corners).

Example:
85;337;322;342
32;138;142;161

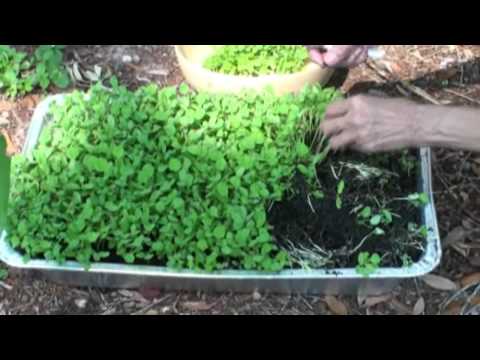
414;105;480;152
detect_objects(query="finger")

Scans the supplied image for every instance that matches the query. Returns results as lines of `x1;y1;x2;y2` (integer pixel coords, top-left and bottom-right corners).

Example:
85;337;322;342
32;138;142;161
329;130;358;150
324;99;350;119
351;143;378;154
323;46;350;68
320;118;345;138
309;49;325;66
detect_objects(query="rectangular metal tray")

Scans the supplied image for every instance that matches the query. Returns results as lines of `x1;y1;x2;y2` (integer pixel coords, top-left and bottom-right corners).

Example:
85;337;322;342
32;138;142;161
0;95;442;295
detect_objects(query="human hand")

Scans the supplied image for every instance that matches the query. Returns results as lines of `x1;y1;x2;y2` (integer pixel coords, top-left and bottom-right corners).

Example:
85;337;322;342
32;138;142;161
320;96;421;153
307;45;373;68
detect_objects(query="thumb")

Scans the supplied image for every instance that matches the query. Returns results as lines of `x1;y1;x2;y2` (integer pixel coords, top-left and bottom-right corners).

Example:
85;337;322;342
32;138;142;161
322;50;343;67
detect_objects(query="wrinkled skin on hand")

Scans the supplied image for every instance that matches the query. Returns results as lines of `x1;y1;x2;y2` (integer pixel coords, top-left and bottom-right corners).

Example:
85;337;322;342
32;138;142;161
320;96;421;153
307;45;373;68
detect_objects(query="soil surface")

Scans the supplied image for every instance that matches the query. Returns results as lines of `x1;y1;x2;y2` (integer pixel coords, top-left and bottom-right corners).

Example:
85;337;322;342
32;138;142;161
271;150;422;269
1;45;480;315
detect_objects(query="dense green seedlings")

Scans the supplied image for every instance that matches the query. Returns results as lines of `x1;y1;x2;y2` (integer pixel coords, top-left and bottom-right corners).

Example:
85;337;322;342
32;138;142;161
0;45;70;98
203;45;310;76
7;81;340;272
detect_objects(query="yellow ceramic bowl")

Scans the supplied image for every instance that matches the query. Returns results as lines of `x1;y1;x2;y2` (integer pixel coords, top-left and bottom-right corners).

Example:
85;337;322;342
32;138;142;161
174;45;334;96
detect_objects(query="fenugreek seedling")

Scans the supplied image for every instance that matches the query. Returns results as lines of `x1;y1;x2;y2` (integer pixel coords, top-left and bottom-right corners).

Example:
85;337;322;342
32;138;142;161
204;45;310;76
336;179;345;209
356;252;381;277
356;206;394;236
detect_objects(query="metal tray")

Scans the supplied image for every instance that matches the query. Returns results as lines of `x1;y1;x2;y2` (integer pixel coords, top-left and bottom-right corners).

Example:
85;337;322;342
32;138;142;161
0;95;442;295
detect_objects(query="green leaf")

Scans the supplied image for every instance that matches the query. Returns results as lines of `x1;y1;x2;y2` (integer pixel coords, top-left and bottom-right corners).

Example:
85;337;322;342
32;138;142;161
213;225;226;240
419;193;429;205
124;253;135;264
370;215;382;227
295;142;310;157
337;180;345;195
336;197;342;210
168;158;182;172
216;182;229;199
382;210;393;224
359;207;372;219
179;83;190;95
138;164;154;184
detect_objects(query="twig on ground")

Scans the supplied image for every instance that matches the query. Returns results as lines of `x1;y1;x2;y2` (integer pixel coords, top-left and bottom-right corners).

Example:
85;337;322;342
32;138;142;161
444;89;480;105
130;295;173;315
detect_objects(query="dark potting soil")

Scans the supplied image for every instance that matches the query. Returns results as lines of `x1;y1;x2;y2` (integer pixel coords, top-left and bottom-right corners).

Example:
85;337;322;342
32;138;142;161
269;150;425;269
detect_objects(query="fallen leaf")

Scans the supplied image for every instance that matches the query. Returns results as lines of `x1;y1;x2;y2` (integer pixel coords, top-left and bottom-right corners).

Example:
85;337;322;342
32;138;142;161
444;297;480;315
74;298;88;309
138;287;162;301
0;101;14;112
0;112;9;127
144;310;159;316
358;294;392;308
19;95;40;109
444;302;462;315
460;273;480;288
472;297;480;306
84;71;98;82
182;301;215;312
451;244;470;258
252;291;262;301
422;274;458;291
324;296;348;315
72;62;84;82
413;297;425;315
94;65;102;77
390;298;412;315
443;227;467;248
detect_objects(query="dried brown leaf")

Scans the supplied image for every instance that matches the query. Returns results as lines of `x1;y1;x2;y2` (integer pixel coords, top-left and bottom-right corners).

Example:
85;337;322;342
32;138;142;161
138;287;163;301
460;272;480;288
422;274;458;291
0;101;14;113
324;296;348;315
390;299;412;315
444;302;463;315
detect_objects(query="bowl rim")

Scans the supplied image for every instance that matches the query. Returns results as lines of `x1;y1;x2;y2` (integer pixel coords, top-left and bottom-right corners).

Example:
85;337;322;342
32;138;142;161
174;45;327;82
